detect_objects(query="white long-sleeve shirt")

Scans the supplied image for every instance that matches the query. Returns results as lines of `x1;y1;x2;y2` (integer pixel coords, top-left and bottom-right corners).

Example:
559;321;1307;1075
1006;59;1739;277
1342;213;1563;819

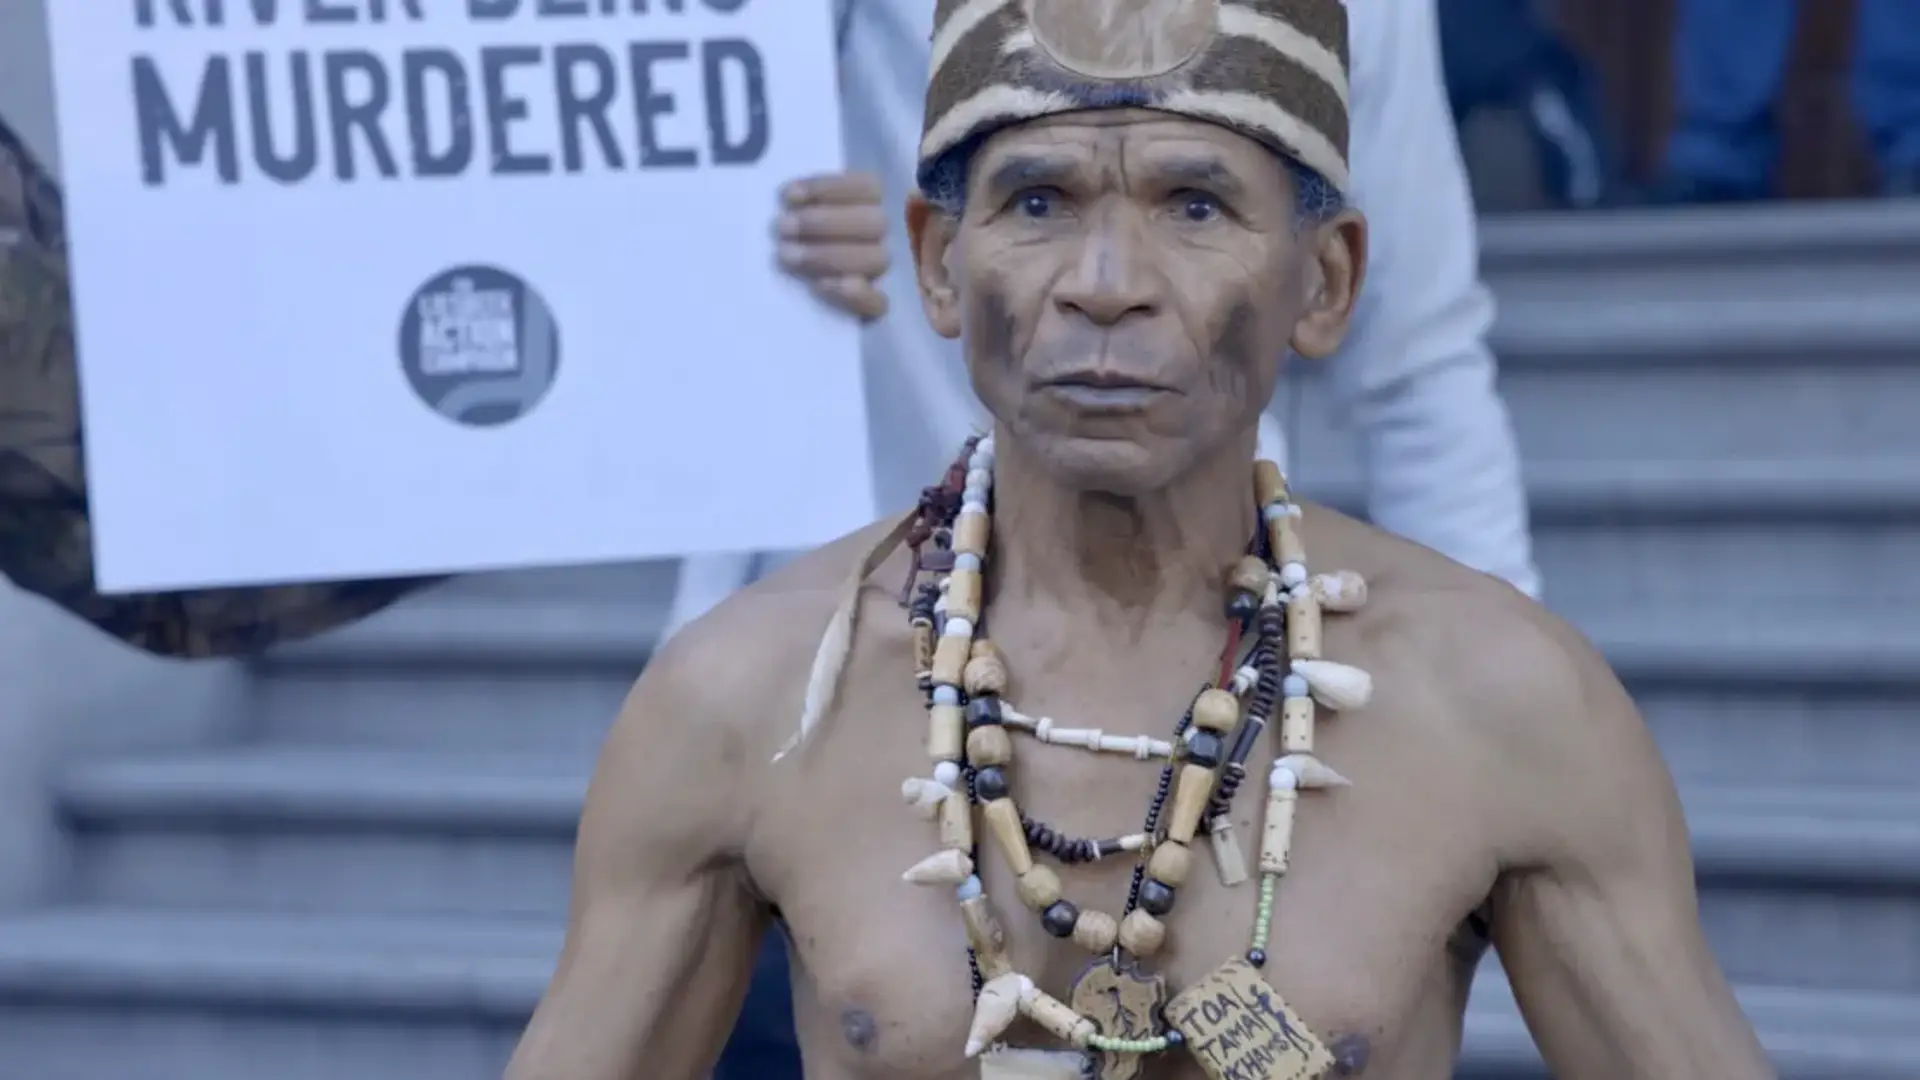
836;0;1540;597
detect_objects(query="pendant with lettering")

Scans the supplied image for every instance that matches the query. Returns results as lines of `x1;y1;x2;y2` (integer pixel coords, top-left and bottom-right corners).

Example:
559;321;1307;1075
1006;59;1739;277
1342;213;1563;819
1166;960;1334;1080
1069;957;1166;1080
979;1047;1094;1079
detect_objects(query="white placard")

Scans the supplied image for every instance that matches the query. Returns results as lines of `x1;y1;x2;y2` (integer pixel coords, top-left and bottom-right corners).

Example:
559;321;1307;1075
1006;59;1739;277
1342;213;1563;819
45;0;871;592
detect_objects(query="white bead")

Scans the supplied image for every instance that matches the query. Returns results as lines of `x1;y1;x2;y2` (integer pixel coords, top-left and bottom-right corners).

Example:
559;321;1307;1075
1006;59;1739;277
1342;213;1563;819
1269;764;1299;790
954;553;982;572
967;468;991;490
1281;562;1308;587
1263;503;1289;522
1283;674;1308;698
934;760;961;786
943;617;974;639
933;686;959;706
957;874;983;901
962;498;987;515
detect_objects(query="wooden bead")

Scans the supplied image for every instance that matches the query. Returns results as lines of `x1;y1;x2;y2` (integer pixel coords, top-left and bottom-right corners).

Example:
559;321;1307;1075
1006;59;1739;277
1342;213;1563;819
1260;787;1299;874
1146;840;1194;888
961;897;1012;978
1072;909;1118;953
1020;988;1097;1047
1280;696;1315;753
1165;763;1217;844
966;723;1013;766
946;569;983;621
953;511;990;556
939;791;973;850
1192;688;1240;733
932;634;971;689
1117;909;1166;956
1286;591;1323;660
963;653;1008;697
1228;554;1271;595
1253;460;1288;508
928;704;965;762
983;797;1034;875
912;621;935;682
1274;518;1307;566
1015;865;1063;912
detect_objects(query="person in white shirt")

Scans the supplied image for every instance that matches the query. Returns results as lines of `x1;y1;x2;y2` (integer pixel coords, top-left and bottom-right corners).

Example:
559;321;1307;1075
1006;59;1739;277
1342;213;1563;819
705;1;1540;1075
665;0;1540;646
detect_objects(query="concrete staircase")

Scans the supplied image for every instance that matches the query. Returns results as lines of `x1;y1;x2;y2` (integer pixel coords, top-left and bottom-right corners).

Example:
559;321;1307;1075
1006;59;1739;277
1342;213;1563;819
3;201;1920;1079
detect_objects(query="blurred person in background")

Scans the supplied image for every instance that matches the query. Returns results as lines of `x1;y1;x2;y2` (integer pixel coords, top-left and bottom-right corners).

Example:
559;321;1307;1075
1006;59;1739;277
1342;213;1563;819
1656;0;1920;202
1435;0;1626;209
0;120;434;659
1;0;1538;1072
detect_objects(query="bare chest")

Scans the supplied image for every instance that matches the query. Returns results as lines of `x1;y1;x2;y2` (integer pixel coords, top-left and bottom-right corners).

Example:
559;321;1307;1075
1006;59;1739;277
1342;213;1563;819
748;668;1498;1080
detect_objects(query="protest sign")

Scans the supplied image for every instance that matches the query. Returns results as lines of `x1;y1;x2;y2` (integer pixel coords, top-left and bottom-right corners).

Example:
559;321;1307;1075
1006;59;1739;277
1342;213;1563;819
44;0;871;591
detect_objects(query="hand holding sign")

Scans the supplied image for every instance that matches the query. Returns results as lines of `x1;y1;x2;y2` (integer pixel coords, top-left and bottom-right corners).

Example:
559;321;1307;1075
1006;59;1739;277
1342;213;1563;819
776;172;890;323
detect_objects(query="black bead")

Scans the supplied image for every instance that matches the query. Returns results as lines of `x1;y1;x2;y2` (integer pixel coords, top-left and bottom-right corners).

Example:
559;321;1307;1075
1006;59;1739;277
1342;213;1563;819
1162;1027;1185;1049
1226;590;1260;622
1185;731;1225;770
1041;900;1079;938
974;766;1009;802
1246;948;1267;968
1139;879;1176;915
966;696;1003;727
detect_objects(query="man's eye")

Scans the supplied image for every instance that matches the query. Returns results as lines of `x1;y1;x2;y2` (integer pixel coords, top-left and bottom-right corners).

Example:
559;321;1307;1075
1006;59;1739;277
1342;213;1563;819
1177;192;1223;222
1015;190;1059;218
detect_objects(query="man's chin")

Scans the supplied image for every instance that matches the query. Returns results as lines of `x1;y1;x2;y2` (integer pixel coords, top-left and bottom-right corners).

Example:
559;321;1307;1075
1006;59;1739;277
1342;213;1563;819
1019;432;1183;496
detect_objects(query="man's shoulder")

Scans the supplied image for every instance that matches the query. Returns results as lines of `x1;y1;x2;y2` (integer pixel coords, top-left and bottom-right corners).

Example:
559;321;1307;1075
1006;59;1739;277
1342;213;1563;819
620;516;916;755
1312;505;1609;739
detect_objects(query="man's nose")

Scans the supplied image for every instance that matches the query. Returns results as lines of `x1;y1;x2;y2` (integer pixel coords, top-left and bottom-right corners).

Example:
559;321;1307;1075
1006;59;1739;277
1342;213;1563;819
1052;208;1160;326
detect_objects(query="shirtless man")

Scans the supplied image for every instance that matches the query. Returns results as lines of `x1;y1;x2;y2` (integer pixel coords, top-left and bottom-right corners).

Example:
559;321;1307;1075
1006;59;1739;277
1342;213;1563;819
504;2;1773;1078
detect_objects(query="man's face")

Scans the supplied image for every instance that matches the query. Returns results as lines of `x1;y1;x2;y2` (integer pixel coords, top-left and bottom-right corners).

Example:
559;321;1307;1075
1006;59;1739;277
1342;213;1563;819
909;109;1364;495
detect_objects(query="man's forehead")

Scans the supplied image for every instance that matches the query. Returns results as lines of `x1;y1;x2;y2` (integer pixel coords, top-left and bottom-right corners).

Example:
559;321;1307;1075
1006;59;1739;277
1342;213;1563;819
974;114;1267;179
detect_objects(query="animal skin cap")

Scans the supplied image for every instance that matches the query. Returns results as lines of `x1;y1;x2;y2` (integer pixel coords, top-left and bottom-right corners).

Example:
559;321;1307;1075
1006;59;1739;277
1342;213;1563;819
919;0;1352;193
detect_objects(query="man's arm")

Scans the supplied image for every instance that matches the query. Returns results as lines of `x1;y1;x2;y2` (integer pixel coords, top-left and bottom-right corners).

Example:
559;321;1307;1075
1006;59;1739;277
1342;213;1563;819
1486;613;1771;1079
1327;0;1541;598
507;620;768;1080
0;116;434;657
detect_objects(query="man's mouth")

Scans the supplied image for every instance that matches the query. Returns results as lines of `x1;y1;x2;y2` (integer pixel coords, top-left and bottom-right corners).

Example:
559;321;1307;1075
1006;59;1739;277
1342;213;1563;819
1038;372;1174;411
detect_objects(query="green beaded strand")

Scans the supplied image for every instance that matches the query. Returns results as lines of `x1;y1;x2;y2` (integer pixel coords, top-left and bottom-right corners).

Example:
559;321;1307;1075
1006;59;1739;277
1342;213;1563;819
1088;1033;1172;1054
1248;873;1278;957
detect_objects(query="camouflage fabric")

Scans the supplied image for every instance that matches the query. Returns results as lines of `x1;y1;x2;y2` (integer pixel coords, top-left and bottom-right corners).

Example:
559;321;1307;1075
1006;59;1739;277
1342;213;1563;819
0;115;437;658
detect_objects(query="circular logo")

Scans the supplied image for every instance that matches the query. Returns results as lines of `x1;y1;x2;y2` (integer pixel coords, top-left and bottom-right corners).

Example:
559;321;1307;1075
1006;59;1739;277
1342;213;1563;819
1025;0;1219;81
398;265;560;427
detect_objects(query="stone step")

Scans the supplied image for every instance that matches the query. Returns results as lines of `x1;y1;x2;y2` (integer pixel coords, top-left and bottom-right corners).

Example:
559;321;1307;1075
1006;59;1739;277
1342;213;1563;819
1478;202;1920;294
0;909;1912;1080
59;751;1920;992
1301;460;1920;615
1459;975;1920;1080
61;750;584;919
0;910;550;1080
255;595;661;753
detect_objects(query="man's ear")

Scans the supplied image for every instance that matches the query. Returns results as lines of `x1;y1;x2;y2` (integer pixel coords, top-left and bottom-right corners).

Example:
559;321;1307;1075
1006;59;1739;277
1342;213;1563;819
1289;209;1368;361
906;194;962;340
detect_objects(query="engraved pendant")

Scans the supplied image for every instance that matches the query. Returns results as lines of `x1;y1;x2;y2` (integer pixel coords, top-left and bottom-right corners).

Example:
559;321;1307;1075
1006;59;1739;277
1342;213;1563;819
1166;960;1335;1080
1069;957;1167;1080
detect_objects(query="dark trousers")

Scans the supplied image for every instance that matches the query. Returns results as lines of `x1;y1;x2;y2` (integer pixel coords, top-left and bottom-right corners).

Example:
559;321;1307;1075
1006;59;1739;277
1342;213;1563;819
712;930;803;1080
1437;0;1620;207
1666;0;1920;189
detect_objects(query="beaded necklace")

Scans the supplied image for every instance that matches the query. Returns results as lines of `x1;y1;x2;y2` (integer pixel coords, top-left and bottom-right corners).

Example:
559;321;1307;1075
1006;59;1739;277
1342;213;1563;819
898;436;1374;1080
